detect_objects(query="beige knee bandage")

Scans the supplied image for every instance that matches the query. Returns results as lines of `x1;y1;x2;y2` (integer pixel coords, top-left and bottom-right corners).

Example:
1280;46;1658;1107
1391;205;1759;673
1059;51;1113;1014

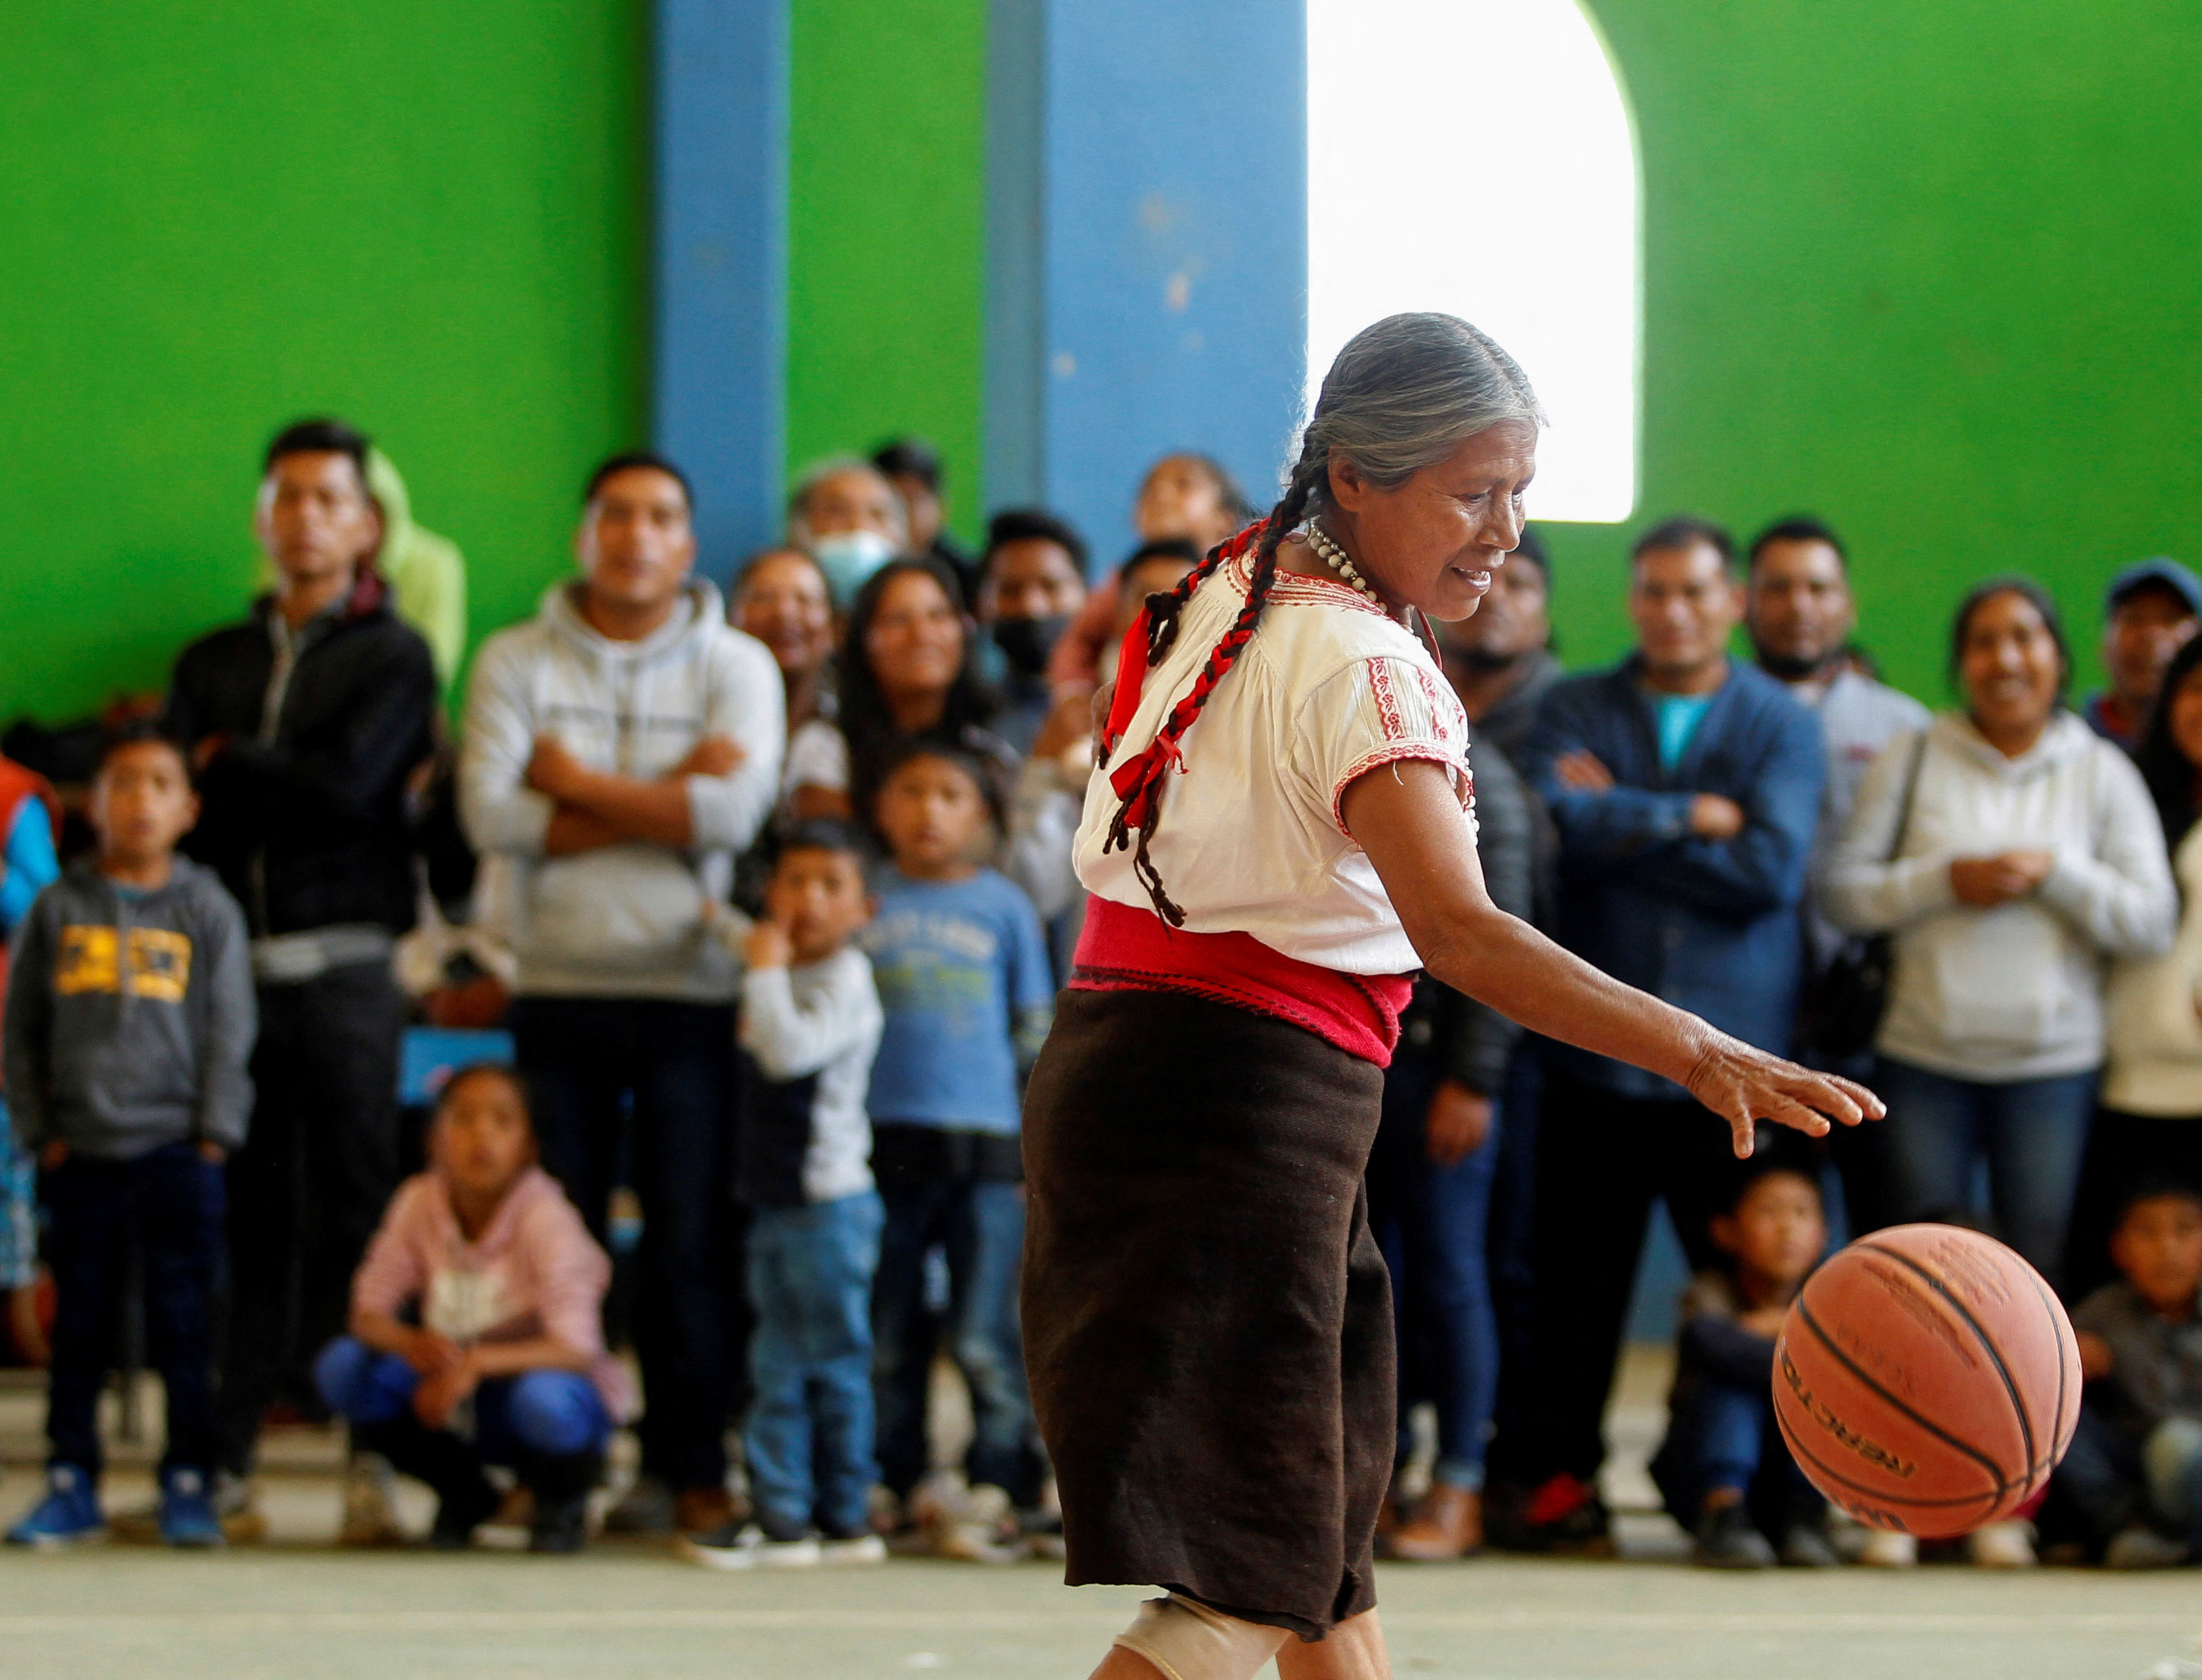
1112;1593;1290;1680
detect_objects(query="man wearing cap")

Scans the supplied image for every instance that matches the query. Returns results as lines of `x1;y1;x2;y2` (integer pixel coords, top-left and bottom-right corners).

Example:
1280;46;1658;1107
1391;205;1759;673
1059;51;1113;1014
2086;558;2202;751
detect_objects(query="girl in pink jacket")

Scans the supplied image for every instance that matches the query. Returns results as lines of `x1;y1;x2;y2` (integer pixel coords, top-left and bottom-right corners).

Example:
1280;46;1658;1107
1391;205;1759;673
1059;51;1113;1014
314;1065;632;1551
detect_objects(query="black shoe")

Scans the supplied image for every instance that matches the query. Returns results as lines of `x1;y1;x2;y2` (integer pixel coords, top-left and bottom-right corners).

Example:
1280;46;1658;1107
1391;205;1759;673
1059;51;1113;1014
528;1492;589;1554
429;1478;502;1551
1693;1499;1775;1570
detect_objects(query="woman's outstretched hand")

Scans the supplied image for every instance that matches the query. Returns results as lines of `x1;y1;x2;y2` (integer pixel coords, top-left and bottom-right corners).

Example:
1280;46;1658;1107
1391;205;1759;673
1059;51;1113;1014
1684;1033;1884;1159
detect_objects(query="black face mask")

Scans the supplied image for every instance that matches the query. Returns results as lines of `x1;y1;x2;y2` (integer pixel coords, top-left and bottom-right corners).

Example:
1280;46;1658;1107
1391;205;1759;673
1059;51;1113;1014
992;613;1072;677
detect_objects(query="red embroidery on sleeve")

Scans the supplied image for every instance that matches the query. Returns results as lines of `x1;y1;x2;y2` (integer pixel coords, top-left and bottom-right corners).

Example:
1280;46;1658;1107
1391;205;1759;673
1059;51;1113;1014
1369;659;1406;741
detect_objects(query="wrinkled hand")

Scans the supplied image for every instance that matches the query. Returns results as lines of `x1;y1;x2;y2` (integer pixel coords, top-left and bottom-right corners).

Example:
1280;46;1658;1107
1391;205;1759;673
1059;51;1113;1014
1553;749;1616;794
1424;1080;1493;1168
745;919;794;971
1950;851;2049;907
1689;794;1746;840
671;735;745;779
525;735;589;801
1684;1032;1882;1159
413;1357;479;1431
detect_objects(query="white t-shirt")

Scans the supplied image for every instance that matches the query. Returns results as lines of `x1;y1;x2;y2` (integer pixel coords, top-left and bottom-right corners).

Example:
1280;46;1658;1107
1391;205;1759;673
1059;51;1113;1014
1073;550;1474;975
784;717;850;797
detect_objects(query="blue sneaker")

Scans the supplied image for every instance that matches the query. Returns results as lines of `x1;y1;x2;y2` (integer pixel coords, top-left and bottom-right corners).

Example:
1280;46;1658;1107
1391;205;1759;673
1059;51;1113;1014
6;1464;104;1547
157;1467;224;1549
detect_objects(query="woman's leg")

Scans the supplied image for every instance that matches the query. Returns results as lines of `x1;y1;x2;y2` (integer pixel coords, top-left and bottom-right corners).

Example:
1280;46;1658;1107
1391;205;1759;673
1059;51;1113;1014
1875;1057;1982;1225
1276;1609;1392;1679
1981;1071;2096;1287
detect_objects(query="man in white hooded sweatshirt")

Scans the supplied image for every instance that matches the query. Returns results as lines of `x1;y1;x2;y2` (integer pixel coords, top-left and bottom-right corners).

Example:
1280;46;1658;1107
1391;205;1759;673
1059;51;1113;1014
461;453;784;1534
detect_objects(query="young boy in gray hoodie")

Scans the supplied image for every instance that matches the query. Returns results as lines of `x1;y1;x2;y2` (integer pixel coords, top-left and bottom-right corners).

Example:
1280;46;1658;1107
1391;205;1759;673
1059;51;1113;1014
3;724;255;1548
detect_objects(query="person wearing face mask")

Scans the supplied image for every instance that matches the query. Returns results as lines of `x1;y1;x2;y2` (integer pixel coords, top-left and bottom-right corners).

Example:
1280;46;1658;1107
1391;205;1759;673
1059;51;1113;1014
788;457;910;609
977;510;1090;756
1823;577;2175;1568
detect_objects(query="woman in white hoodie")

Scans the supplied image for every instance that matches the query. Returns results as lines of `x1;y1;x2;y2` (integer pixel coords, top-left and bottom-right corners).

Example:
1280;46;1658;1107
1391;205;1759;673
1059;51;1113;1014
1824;579;2176;1283
2071;633;2202;1295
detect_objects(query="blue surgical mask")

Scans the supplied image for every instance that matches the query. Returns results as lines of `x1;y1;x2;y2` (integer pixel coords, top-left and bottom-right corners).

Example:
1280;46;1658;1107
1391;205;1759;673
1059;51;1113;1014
809;529;898;606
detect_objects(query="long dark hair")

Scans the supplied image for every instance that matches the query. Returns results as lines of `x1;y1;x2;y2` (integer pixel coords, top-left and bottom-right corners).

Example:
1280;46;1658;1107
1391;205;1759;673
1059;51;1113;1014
836;554;999;815
1102;313;1541;924
2135;632;2202;849
1947;575;2071;702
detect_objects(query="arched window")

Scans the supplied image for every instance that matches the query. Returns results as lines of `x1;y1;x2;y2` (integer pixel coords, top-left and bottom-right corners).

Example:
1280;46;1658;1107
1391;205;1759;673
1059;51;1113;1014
1307;0;1639;523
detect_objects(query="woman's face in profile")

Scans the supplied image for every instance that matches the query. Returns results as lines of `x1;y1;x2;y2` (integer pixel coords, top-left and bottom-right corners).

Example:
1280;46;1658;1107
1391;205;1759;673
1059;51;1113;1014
865;568;966;700
1333;420;1537;622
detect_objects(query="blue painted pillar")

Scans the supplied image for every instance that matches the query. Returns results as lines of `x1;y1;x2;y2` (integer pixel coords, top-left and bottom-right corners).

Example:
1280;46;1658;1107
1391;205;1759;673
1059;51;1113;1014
653;0;791;581
987;0;1308;569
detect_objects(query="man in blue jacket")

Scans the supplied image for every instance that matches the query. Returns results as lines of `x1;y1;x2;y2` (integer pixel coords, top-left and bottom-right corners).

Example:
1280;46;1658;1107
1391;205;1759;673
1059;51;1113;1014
1499;516;1824;1553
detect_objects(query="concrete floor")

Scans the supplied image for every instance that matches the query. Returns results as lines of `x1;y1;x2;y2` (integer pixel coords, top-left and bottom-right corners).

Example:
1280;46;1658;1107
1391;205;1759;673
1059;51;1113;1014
2;1361;2198;1680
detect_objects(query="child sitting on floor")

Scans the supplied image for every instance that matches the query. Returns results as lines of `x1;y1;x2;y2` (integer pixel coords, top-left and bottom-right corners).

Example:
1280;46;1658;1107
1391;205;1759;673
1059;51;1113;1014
1648;1155;1835;1569
2054;1176;2202;1568
314;1064;633;1552
686;819;886;1570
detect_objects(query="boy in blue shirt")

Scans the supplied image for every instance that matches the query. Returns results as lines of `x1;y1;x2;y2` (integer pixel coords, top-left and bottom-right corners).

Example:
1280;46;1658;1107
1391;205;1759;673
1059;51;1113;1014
863;742;1053;1558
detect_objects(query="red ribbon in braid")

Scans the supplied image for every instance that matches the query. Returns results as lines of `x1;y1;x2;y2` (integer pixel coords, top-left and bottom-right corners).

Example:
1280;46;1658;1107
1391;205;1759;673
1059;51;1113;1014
1100;517;1281;925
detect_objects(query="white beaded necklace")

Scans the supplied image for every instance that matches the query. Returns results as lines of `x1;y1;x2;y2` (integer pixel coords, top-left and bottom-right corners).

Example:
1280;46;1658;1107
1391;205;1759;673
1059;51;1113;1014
1304;520;1381;602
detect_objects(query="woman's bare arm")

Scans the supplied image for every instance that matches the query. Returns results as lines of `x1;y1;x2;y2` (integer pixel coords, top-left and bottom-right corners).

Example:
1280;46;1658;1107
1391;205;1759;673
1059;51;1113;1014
1343;760;1882;1157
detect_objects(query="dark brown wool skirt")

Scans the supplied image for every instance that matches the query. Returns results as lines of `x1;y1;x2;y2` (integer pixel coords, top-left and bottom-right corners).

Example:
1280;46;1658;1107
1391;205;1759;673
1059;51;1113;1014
1020;987;1393;1641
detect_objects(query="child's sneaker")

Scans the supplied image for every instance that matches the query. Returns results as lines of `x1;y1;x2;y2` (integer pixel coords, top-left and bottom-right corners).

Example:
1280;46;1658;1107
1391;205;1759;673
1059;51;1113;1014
1857;1528;1917;1567
338;1453;406;1547
929;1482;1026;1564
213;1472;269;1545
5;1465;104;1548
1691;1499;1774;1570
1966;1520;2036;1568
817;1528;888;1565
2106;1525;2189;1569
681;1521;821;1570
157;1467;225;1549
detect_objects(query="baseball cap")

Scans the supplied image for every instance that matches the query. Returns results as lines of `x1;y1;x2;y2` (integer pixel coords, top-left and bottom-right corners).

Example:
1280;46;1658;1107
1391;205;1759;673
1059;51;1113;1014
2106;556;2202;618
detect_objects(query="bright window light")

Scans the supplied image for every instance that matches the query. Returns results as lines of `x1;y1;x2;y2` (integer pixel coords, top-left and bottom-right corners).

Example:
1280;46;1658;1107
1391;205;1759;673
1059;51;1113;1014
1308;0;1639;523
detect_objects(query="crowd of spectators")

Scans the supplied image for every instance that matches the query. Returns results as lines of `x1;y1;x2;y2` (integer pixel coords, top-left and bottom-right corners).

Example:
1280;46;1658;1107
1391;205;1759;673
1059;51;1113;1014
3;415;2202;1579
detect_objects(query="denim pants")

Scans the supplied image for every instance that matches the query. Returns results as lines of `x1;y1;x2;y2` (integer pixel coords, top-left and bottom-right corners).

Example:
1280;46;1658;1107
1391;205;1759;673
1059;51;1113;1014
872;1140;1040;1506
314;1336;611;1499
2054;1402;2202;1555
1874;1056;2097;1287
745;1191;884;1537
511;996;740;1493
1649;1375;1817;1535
1366;1040;1499;1490
44;1141;226;1478
220;961;404;1474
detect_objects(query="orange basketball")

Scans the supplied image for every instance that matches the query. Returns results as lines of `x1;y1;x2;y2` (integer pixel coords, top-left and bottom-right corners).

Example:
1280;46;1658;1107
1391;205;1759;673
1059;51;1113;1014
1771;1223;2081;1539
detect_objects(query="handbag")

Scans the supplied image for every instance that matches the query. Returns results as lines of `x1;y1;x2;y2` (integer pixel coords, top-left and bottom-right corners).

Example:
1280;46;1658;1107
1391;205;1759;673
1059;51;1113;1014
1805;730;1928;1061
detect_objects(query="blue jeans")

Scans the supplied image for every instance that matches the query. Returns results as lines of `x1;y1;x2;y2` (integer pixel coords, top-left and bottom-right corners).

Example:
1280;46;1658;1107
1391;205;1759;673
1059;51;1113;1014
43;1142;226;1479
1649;1375;1817;1534
871;1136;1040;1506
314;1336;612;1461
1367;1041;1499;1490
745;1191;883;1538
511;996;739;1492
1875;1056;2096;1286
2054;1402;2202;1556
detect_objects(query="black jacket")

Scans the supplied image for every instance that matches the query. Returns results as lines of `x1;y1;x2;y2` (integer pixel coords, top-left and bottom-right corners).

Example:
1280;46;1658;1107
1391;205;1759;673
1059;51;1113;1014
1398;723;1536;1096
163;573;438;940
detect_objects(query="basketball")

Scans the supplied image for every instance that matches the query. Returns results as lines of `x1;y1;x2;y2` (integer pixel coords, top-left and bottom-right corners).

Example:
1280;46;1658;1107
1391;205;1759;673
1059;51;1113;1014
1771;1224;2082;1539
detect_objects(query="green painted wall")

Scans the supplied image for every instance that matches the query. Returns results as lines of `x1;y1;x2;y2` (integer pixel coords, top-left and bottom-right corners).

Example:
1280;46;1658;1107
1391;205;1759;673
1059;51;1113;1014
786;0;987;545
1549;0;2202;700
0;1;647;721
